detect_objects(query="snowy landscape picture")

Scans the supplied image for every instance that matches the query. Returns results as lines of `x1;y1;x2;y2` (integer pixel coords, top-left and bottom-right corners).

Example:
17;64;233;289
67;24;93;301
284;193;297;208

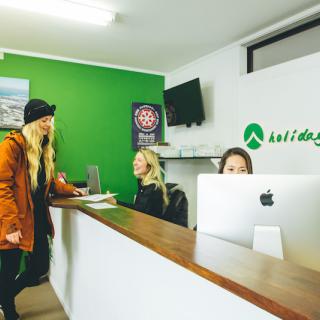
0;77;29;129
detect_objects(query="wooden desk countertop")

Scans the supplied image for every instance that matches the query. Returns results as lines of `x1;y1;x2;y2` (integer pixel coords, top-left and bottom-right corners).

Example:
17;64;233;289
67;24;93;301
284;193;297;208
50;197;320;320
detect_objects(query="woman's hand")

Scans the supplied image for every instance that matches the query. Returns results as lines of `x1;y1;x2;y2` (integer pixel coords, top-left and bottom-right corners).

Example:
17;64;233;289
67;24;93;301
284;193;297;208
6;230;22;244
105;190;117;205
106;197;117;205
73;188;87;196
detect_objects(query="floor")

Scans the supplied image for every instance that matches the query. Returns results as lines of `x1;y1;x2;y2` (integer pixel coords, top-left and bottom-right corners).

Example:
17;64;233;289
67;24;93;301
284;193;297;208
1;279;68;320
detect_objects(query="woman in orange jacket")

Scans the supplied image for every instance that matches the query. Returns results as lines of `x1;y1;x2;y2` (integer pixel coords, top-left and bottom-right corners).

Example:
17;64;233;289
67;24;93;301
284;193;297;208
0;99;85;320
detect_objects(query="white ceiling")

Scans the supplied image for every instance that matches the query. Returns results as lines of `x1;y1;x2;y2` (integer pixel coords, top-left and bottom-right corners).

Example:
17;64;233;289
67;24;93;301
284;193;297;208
0;0;319;73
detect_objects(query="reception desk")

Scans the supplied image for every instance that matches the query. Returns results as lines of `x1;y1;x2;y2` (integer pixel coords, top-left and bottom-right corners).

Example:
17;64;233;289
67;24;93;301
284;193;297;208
49;198;320;320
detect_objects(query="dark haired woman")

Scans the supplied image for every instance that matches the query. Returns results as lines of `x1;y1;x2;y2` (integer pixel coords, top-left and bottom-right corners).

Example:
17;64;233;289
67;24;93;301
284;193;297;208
218;147;253;174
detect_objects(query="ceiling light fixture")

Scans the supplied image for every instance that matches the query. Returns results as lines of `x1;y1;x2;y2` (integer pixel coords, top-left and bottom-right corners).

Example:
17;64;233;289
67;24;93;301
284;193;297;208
0;0;116;26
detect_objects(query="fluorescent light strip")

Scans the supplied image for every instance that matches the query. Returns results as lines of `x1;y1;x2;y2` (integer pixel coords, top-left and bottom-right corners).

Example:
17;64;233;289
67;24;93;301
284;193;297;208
0;0;115;26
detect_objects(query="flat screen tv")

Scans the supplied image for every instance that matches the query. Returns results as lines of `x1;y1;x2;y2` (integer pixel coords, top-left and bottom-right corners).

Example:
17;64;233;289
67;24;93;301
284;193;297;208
163;78;205;127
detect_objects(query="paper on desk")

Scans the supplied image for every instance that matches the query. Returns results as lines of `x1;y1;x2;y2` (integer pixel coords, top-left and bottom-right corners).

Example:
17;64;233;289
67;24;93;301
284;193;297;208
71;193;118;202
85;202;116;209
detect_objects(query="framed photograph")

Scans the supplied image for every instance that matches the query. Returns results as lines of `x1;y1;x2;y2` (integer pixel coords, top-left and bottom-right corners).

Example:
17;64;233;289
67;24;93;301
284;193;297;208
0;76;29;129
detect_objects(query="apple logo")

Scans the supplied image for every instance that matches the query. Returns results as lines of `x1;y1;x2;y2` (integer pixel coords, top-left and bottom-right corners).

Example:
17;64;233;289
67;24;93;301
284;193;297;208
260;189;274;206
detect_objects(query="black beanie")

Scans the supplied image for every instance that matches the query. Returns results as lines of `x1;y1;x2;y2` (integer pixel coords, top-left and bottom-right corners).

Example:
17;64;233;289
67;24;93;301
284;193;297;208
24;99;56;124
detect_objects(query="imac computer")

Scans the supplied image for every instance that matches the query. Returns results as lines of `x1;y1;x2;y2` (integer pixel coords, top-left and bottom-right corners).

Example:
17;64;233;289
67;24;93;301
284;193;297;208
86;165;101;194
197;174;320;272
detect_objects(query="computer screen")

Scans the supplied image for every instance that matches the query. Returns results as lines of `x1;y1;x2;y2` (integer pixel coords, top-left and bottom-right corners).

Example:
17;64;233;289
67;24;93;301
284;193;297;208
197;174;320;272
163;78;205;127
86;165;101;194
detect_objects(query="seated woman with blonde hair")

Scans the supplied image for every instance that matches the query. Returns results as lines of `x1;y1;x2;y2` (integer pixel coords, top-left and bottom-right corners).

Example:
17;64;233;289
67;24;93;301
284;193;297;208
108;149;168;218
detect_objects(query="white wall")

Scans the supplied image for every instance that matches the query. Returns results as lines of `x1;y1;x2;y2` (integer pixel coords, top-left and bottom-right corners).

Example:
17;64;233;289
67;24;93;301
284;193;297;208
165;22;320;227
238;50;320;174
165;46;242;228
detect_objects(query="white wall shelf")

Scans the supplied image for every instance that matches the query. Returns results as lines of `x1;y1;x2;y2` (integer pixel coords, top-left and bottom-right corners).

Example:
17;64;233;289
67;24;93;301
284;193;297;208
159;157;221;175
159;157;221;160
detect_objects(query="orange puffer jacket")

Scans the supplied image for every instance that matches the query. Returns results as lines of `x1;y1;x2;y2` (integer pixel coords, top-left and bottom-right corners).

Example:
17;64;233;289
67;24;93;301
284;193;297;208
0;131;75;251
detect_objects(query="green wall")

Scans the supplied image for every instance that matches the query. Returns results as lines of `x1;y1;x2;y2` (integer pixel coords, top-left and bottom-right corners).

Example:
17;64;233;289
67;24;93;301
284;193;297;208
0;53;164;201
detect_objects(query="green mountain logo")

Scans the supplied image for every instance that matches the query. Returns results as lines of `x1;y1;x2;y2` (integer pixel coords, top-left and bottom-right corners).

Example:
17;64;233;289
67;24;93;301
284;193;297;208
244;123;264;150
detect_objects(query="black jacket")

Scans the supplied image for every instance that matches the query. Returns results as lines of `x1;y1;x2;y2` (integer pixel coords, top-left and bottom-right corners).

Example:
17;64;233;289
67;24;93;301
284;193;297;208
117;180;164;218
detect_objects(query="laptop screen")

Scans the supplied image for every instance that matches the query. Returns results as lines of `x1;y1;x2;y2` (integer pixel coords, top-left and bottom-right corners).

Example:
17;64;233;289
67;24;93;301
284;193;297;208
86;165;101;194
197;174;320;272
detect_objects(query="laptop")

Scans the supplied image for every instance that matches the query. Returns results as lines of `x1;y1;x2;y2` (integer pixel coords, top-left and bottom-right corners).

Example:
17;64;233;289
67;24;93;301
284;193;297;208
197;174;320;272
86;165;101;194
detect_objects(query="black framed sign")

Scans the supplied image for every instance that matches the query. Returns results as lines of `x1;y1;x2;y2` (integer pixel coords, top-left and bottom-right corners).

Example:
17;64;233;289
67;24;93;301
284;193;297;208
132;102;162;150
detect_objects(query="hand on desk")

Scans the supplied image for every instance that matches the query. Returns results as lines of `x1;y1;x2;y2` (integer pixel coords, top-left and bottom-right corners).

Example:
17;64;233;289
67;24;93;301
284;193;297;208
73;188;87;196
106;197;117;205
105;190;117;205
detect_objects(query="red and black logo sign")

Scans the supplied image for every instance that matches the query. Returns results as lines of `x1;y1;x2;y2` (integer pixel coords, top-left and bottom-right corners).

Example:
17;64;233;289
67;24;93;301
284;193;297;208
132;102;162;150
134;105;159;132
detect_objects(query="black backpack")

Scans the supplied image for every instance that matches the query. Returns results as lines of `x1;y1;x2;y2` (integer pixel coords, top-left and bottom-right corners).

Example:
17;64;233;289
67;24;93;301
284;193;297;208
163;183;188;228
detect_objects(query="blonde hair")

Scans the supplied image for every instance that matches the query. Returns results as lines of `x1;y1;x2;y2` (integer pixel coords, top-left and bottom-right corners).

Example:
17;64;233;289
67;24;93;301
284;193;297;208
22;119;55;192
138;149;169;206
